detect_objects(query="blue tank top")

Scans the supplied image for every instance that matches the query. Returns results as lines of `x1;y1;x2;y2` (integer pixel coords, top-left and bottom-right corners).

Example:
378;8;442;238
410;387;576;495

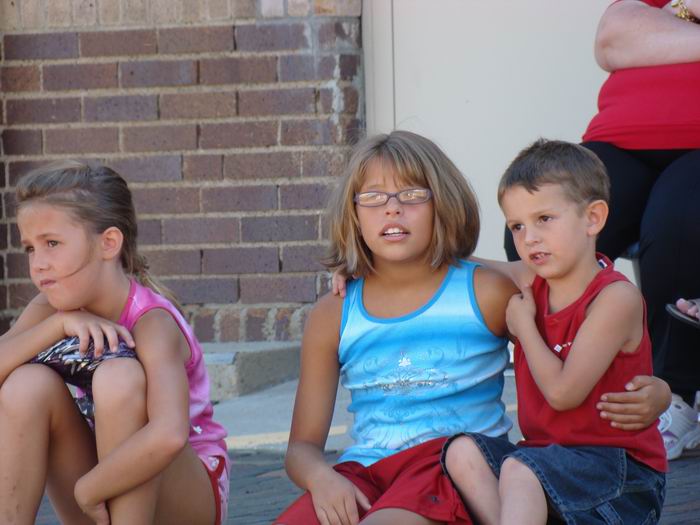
338;260;511;466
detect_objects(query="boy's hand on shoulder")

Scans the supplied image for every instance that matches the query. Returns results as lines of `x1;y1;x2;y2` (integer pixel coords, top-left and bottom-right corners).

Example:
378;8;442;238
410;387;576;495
506;286;537;339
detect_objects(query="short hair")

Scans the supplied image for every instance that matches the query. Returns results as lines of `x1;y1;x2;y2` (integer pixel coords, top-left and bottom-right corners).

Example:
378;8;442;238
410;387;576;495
325;130;480;277
497;139;610;208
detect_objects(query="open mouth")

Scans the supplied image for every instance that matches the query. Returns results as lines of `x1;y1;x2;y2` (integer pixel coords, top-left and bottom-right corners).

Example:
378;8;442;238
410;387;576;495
529;252;549;264
381;226;409;239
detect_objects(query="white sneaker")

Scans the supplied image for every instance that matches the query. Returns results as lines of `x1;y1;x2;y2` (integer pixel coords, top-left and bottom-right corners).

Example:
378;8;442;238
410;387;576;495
658;394;700;460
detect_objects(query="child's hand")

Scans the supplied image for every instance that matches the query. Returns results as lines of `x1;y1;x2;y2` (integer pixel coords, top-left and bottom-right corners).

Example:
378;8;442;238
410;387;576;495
57;311;135;357
75;478;111;524
597;375;672;430
309;469;371;525
506;286;536;338
331;271;348;298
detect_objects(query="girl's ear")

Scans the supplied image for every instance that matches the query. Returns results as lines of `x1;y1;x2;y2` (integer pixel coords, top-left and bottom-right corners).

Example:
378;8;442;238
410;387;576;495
586;199;609;236
100;226;124;261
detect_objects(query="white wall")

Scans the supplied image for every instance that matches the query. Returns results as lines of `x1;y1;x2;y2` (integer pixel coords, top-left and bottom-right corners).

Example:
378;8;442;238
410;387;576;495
362;0;635;275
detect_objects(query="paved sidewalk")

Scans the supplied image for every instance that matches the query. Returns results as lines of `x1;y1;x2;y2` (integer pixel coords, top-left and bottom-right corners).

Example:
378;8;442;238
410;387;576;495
37;375;700;523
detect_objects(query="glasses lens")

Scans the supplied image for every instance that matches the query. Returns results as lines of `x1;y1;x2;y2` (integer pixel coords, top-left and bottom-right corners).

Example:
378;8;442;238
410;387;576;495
398;188;431;204
355;192;388;207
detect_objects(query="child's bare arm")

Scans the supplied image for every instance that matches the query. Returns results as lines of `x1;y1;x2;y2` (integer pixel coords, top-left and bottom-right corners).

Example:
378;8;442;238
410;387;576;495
470;256;535;291
285;293;370;524
74;309;191;507
509;281;643;411
473;266;520;337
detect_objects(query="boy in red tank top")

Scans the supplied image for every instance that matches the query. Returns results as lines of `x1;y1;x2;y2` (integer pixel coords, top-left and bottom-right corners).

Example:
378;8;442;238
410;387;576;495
443;140;667;524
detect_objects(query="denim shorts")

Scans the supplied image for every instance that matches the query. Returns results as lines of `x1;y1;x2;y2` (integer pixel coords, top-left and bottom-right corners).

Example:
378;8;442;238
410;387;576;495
442;433;666;525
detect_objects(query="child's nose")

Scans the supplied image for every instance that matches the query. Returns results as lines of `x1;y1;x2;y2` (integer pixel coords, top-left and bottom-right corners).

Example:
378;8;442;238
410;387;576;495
384;195;403;214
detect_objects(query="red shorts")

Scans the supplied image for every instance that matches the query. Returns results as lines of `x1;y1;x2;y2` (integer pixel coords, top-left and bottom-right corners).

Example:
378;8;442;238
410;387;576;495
275;437;472;524
201;455;227;525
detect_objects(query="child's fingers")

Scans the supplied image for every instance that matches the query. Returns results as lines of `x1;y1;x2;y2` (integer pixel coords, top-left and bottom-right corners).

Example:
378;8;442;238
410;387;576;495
599;409;643;423
596;399;640;414
115;325;135;347
76;326;90;356
344;493;360;524
90;324;105;357
609;421;646;430
102;325;120;353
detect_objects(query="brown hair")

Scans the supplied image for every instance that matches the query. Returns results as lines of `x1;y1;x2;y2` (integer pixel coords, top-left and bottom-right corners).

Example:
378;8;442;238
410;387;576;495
325;130;480;277
498;139;610;207
16;160;181;310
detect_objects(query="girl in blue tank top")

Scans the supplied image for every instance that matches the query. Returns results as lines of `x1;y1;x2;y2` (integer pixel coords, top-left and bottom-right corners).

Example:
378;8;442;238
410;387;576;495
276;131;669;525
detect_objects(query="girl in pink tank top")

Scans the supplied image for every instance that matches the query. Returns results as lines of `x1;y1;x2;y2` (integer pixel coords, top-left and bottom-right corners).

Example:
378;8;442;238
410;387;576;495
0;161;229;525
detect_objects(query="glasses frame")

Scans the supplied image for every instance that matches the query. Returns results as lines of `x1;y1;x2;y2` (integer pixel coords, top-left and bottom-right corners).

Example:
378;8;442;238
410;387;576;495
353;188;433;208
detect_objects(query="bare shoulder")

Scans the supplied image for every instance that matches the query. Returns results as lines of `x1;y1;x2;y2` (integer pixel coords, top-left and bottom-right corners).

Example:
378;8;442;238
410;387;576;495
473;265;519;337
590;280;643;318
132;308;189;362
304;292;344;348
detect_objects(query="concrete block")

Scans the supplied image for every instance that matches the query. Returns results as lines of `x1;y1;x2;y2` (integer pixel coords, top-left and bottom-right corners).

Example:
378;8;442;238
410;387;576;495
203;341;300;402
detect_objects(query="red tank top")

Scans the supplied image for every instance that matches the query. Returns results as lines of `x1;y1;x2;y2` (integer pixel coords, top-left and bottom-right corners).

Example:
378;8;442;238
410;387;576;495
515;256;667;472
582;0;700;149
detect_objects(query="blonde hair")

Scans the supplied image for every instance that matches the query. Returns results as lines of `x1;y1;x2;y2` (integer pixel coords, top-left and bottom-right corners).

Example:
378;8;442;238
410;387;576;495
16;160;182;310
325;130;480;277
498;139;610;208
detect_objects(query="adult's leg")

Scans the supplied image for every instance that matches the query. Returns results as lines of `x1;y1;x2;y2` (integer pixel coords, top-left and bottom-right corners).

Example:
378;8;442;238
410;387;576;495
444;436;500;525
639;149;700;403
92;358;216;525
582;142;659;260
498;458;547;525
0;364;96;525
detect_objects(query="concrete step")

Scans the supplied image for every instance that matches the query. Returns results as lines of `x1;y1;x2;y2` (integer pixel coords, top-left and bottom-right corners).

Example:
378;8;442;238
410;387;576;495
202;342;300;402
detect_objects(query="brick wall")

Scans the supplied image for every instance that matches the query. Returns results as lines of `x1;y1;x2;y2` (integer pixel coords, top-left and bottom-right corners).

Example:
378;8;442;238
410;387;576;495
0;0;363;342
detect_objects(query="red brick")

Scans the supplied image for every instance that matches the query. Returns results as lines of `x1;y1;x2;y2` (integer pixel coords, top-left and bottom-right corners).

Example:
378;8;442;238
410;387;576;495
239;275;316;303
202;247;278;274
199;57;277;85
160;92;237;120
159;26;234;54
317;20;361;50
318;86;359;114
339;54;360;80
121;60;197;88
162;217;239;244
279;182;331;209
279;54;335;82
7;161;46;187
301;150;347;178
84;95;158;122
142;249;201;275
272;306;299;340
6;98;80;125
238;88;315;116
43;63;117;91
199;121;277;149
241;215;317;242
282;244;327;272
244;307;267;340
281;119;336;145
219;309;241;341
80;30;157;57
138;219;162;245
183;155;222;181
7;252;28;279
108;156;182;183
164;278;238;304
1;66;40;92
133;187;200;215
201;185;277;211
4;33;78;60
224;152;299;180
9;283;37;309
45;127;119;154
235;23;309;51
2;129;42;156
192;308;217;342
123;125;197;152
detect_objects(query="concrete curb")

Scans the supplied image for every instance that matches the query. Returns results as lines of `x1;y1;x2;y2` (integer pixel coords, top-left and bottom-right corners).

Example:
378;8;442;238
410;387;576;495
203;341;300;402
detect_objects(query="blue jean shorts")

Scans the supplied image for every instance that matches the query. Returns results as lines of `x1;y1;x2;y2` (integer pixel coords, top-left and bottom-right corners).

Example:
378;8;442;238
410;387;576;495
442;433;666;525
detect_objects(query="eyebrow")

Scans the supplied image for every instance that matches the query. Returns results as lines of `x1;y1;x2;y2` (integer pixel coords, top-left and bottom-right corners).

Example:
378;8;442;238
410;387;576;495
20;232;63;244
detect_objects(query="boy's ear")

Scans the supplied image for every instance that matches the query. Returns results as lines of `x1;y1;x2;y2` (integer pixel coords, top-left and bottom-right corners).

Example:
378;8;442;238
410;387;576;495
586;199;609;236
99;226;124;261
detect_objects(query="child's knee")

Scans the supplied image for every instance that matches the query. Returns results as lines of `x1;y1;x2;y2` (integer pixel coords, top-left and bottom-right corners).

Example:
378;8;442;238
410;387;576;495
444;435;485;477
0;364;65;414
499;457;537;484
92;358;146;410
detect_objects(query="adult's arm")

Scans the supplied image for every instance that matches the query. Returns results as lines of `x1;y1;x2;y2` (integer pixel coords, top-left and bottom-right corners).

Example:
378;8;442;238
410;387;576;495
595;0;700;71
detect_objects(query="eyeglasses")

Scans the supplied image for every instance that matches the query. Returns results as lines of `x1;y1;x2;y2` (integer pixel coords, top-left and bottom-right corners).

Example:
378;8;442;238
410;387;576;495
354;188;432;207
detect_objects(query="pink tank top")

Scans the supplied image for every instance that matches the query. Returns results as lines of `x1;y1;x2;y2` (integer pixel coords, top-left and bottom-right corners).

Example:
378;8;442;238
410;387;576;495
118;280;230;472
